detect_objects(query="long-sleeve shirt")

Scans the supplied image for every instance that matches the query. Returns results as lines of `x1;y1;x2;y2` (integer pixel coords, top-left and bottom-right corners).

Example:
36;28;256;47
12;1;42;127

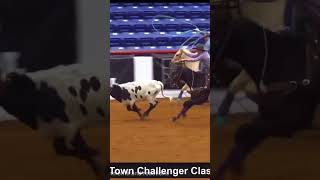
183;50;210;73
183;50;210;62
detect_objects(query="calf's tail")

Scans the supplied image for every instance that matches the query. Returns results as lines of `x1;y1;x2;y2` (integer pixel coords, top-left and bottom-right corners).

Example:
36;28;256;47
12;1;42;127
159;82;173;101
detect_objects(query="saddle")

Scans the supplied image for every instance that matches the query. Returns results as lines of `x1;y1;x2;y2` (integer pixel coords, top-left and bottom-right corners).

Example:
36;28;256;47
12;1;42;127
263;21;320;95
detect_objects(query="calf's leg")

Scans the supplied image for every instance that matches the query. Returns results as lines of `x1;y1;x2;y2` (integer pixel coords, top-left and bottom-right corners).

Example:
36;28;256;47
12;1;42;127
126;103;142;119
53;130;104;179
142;100;158;120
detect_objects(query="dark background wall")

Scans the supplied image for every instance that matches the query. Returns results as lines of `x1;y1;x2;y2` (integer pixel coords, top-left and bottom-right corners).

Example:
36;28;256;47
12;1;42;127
0;0;77;72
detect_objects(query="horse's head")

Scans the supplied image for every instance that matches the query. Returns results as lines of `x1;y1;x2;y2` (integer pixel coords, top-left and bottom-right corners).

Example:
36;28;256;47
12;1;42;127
171;49;183;63
171;48;191;63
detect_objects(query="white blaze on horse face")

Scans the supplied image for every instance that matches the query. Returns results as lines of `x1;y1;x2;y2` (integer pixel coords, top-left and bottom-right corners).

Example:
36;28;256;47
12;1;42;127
172;49;183;62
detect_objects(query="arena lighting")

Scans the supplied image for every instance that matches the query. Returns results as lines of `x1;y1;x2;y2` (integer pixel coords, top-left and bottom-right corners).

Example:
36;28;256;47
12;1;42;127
129;32;135;35
138;19;144;22
185;19;191;21
148;6;154;9
170;19;175;21
154;19;159;22
123;19;128;22
166;46;172;49
133;6;138;8
176;32;182;34
134;47;140;49
179;6;184;8
163;6;168;8
160;32;166;35
117;6;123;9
112;33;119;35
150;46;156;49
144;32;150;35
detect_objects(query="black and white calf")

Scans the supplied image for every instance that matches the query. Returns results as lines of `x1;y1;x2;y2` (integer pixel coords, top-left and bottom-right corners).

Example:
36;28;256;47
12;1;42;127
110;80;172;119
0;64;106;178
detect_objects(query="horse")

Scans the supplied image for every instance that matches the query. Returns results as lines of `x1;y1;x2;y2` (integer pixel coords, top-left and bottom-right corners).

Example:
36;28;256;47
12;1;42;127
171;48;200;99
214;11;320;179
170;64;210;121
216;0;320;119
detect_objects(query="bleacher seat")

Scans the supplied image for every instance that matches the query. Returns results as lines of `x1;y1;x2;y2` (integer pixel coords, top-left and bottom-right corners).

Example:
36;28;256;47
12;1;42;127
180;24;195;31
111;12;126;19
110;38;123;47
171;37;188;46
190;11;202;18
123;38;138;47
174;11;189;18
153;3;166;6
117;25;133;32
127;11;141;19
155;37;171;46
110;2;210;51
143;11;157;19
197;23;210;30
133;24;149;32
164;24;179;32
140;38;154;46
110;24;118;32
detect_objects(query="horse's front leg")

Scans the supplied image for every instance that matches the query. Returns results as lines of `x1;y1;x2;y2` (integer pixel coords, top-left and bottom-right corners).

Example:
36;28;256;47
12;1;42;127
216;118;292;180
172;100;194;122
177;84;189;99
215;121;267;180
217;91;235;117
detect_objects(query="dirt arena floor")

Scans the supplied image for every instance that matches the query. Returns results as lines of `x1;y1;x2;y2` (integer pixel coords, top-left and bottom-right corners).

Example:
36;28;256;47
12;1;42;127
110;99;210;162
213;113;320;180
0;120;106;180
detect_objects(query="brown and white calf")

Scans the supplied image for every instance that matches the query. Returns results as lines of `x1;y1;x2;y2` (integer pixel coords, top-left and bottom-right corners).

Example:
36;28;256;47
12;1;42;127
110;80;172;120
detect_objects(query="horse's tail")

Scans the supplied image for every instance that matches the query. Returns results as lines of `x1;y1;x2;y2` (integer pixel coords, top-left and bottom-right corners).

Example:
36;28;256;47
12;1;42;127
159;81;173;101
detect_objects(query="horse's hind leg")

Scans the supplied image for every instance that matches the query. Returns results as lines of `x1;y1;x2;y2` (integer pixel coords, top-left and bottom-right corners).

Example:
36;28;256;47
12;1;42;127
172;91;210;122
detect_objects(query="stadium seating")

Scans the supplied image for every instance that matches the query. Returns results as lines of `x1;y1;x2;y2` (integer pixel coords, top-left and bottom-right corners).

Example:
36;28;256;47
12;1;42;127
110;3;210;51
